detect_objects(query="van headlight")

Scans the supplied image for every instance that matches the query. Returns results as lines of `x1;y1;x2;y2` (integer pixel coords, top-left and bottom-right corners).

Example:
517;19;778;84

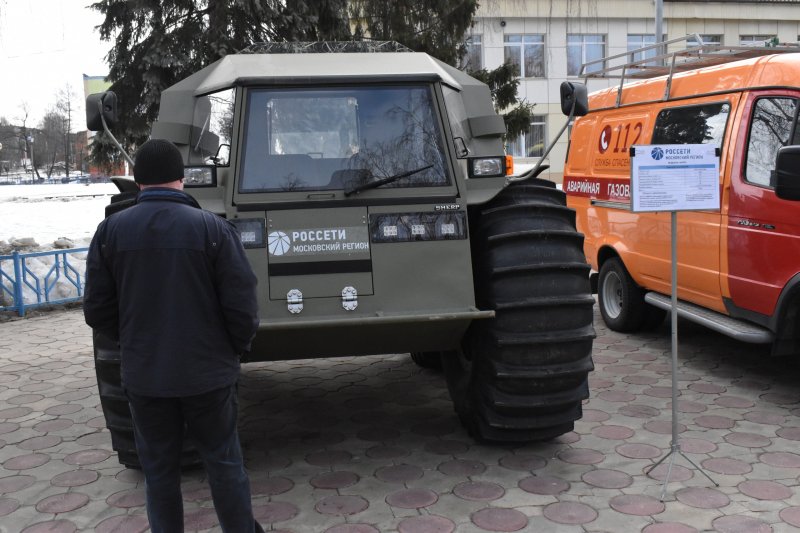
183;166;216;187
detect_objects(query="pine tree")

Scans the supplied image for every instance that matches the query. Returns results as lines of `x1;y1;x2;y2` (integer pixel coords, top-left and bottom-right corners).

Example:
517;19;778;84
88;0;531;164
88;0;350;163
468;62;536;142
349;0;478;66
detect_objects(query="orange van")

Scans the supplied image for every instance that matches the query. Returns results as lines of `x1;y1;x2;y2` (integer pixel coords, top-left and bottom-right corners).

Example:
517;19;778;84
564;45;800;356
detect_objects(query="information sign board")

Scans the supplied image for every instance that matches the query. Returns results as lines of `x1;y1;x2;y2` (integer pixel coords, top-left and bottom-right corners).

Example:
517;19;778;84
630;144;720;212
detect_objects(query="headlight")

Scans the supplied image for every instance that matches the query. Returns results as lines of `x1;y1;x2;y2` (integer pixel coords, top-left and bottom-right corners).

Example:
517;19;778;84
468;156;512;178
183;166;216;187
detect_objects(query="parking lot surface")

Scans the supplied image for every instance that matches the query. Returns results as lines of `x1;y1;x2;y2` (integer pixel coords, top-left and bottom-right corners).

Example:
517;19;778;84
1;306;800;532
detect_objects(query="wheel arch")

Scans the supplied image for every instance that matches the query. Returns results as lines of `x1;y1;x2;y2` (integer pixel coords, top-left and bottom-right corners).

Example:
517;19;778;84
597;244;623;272
770;272;800;357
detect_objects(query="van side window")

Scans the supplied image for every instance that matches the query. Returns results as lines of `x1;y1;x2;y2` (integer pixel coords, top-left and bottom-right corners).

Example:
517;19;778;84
652;103;730;148
745;97;800;187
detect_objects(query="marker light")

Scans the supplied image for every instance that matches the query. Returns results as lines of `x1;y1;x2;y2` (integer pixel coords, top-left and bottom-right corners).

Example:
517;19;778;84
370;212;467;243
229;218;266;249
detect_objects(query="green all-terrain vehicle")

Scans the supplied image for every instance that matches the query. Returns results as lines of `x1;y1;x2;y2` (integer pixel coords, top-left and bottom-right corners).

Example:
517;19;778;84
87;41;595;468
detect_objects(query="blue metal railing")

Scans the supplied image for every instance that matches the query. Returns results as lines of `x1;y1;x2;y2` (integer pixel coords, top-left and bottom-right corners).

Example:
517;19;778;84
0;248;89;317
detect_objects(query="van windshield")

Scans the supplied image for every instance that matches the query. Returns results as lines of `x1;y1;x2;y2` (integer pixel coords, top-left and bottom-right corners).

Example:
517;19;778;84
239;85;450;193
652;103;730;148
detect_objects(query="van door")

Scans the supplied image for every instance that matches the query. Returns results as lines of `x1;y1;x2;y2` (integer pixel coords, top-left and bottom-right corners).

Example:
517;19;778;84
644;101;732;311
726;91;800;320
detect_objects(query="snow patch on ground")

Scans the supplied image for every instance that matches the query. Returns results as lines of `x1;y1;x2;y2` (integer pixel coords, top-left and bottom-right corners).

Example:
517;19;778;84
0;184;114;309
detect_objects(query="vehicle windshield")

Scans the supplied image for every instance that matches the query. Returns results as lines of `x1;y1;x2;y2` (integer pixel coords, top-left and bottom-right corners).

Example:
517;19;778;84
239;85;451;193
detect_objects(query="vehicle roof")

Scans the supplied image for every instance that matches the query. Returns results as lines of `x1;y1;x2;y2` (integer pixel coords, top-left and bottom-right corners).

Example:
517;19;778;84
588;52;800;110
165;52;476;97
153;49;503;155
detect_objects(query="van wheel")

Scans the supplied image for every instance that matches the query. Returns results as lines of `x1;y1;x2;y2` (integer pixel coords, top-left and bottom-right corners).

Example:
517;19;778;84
598;257;655;332
93;330;201;469
410;352;443;370
444;179;596;442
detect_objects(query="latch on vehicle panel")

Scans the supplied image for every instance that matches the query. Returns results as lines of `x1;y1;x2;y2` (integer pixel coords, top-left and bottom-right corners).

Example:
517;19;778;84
342;286;358;311
287;289;303;314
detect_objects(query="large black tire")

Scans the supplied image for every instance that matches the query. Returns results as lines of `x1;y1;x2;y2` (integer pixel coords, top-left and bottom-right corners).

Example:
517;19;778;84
410;352;443;370
597;257;665;332
443;179;596;442
93;330;201;469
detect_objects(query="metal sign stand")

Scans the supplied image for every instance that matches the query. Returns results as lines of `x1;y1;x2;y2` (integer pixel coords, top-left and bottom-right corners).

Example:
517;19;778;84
629;144;722;500
644;211;718;501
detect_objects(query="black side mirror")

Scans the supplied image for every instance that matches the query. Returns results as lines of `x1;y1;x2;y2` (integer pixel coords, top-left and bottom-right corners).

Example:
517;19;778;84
775;145;800;201
560;82;589;117
86;91;119;131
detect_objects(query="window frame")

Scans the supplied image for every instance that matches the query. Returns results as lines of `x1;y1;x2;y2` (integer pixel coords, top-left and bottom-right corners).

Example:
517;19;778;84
503;34;546;78
740;34;776;47
627;33;668;64
464;34;483;71
687;34;723;47
744;96;800;188
233;83;460;203
567;33;606;76
507;114;548;158
651;101;732;151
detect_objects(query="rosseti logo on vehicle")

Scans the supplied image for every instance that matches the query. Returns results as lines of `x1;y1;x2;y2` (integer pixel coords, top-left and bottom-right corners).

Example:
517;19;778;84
267;227;370;257
268;231;291;256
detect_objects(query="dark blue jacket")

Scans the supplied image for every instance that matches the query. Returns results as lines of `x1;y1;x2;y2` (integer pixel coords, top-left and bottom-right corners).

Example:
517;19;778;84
83;188;259;397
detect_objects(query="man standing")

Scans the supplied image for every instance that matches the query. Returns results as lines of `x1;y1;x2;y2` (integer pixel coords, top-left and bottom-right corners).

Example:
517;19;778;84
84;139;263;533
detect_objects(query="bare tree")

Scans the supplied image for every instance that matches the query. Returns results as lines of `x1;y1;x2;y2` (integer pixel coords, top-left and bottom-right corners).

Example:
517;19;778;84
38;111;67;180
56;86;77;179
12;104;40;181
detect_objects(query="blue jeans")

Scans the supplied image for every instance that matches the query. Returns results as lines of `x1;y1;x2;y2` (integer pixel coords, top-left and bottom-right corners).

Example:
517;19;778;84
126;384;262;533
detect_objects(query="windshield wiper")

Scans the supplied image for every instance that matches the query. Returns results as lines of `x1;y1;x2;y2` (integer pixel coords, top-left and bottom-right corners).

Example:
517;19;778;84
343;164;434;196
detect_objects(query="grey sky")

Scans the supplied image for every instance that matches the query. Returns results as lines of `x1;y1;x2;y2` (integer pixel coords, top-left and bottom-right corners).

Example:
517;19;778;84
0;0;108;128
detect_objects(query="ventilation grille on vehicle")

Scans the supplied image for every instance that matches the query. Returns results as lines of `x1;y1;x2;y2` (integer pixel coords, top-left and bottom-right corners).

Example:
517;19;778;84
240;41;413;54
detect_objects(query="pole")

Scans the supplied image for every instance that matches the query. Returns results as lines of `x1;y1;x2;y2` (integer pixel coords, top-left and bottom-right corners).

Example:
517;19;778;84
655;0;664;59
670;211;678;443
645;211;717;500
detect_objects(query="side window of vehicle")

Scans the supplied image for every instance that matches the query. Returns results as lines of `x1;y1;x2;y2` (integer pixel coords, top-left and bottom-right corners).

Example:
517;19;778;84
745;97;799;187
652;102;730;148
190;88;235;166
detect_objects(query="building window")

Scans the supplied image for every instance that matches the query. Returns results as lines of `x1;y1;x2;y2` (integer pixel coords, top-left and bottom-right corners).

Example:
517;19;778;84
687;34;722;46
504;35;546;78
508;115;547;158
464;35;483;71
740;35;776;47
568;34;606;76
627;34;667;64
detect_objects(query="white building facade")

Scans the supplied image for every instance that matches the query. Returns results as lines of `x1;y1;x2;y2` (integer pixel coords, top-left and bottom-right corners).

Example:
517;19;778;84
469;0;800;182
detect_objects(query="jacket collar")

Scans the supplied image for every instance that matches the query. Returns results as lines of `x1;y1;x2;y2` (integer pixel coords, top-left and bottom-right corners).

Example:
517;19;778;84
136;188;201;209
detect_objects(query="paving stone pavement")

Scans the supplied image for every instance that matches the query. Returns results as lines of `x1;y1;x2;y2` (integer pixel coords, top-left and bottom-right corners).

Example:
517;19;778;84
1;305;800;532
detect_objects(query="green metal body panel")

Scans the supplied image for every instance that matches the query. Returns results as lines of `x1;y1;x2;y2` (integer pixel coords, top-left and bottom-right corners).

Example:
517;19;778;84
148;49;509;362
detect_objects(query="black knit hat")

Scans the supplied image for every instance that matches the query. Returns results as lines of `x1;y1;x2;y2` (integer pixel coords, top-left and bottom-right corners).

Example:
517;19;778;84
133;139;184;185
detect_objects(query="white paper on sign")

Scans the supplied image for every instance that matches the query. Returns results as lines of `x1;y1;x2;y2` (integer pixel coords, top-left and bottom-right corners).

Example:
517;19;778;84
630;144;721;212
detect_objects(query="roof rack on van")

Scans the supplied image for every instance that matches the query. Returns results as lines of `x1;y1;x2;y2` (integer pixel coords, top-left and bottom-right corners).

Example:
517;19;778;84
581;34;800;106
